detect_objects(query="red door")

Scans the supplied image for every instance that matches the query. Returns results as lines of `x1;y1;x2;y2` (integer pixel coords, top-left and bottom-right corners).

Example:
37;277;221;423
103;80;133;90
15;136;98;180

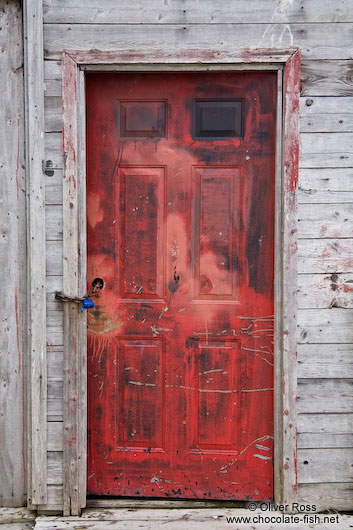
86;72;276;500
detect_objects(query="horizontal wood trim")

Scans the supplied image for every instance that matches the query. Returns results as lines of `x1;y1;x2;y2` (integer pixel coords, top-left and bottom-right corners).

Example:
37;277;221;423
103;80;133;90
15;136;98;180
298;433;353;448
43;23;353;60
298;273;353;309
297;379;353;413
298;413;353;434
298;239;353;274
42;0;353;24
298;448;353;483
298;482;353;511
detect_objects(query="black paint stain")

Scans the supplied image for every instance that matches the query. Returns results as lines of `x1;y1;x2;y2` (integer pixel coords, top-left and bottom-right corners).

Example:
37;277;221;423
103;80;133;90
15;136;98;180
45;160;54;177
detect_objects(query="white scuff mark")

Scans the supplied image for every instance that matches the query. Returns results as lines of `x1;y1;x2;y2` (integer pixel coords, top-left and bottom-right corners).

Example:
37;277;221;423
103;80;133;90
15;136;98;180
255;353;274;367
199;388;237;394
178;307;186;312
241;346;273;356
130;429;137;437
151;325;160;335
124;367;132;370
256;444;271;451
136;286;143;294
220;434;273;473
128;381;156;387
151;325;172;334
241;387;274;393
236;315;274;321
253;454;272;460
98;382;104;395
200;368;225;375
142;318;146;323
151;476;161;484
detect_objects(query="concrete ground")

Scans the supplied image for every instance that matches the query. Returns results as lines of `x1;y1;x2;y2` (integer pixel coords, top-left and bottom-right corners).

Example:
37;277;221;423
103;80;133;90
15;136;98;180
1;507;353;530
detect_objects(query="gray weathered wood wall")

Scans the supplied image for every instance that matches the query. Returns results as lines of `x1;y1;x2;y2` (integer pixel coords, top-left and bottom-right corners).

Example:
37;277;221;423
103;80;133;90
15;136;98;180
41;0;353;511
0;0;27;507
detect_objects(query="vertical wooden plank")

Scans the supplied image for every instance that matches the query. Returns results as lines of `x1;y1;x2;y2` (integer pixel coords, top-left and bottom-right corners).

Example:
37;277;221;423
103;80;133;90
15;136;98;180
77;68;87;510
281;49;301;505
0;0;26;507
23;0;47;506
62;51;81;516
273;67;284;504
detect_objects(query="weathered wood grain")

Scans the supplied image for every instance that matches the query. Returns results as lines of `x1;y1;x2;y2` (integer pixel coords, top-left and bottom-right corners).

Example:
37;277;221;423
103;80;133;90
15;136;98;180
298;413;353;434
300;96;353;132
47;347;63;379
1;521;34;530
48;452;63;485
33;509;353;530
48;423;63;451
45;96;62;132
46;204;63;241
38;485;63;512
298;273;353;309
298;343;353;378
298;448;353;483
297;379;353;413
43;23;353;60
47;326;64;348
301;60;353;96
299;483;353;511
0;508;36;524
298;239;353;274
300;132;353;168
298;308;353;343
48;380;63;421
47;240;63;276
298;168;353;204
24;0;47;506
298;433;353;448
298;203;353;238
0;0;27;508
42;0;353;24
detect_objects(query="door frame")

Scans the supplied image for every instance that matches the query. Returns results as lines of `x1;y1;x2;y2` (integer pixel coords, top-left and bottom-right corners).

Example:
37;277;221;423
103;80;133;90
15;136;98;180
61;48;300;515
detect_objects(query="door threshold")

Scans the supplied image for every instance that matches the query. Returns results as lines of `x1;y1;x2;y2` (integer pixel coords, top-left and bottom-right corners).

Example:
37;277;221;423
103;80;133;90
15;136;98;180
86;497;248;509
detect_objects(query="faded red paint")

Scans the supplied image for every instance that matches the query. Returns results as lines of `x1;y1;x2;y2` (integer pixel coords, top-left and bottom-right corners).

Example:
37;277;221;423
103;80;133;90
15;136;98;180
87;72;277;500
284;50;301;191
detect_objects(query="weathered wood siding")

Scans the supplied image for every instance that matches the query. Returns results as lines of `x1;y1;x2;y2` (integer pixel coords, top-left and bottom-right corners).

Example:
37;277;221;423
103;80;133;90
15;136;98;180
42;0;353;511
0;0;26;507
